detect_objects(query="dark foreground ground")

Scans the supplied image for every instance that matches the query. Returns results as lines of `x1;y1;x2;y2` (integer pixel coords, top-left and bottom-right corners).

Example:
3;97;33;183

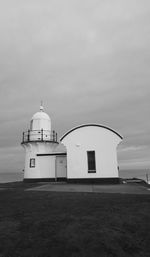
0;182;150;257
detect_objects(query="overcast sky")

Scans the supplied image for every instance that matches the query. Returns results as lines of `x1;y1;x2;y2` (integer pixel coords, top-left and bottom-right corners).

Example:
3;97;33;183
0;0;150;173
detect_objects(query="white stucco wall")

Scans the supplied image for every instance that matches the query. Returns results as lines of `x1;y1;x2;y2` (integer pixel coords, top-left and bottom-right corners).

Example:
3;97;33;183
23;143;39;179
61;125;122;179
38;156;56;178
23;142;58;179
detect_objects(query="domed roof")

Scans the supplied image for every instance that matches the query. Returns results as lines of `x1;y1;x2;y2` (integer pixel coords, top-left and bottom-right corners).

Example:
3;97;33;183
31;105;50;121
32;111;50;120
30;105;51;131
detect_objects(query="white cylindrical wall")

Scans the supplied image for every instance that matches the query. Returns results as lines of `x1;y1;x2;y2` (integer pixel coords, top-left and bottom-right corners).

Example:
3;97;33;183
22;142;58;179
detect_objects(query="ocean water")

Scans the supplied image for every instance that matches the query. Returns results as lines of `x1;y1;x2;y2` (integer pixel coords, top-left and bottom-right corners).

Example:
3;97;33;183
119;169;150;182
0;169;150;183
0;173;23;183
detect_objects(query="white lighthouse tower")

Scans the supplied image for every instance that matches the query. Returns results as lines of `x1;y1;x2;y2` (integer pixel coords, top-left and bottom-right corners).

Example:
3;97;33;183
21;104;58;181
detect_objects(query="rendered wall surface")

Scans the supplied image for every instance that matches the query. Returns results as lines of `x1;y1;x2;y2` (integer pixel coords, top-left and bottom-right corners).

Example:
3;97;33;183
61;126;122;179
23;142;57;179
38;156;55;178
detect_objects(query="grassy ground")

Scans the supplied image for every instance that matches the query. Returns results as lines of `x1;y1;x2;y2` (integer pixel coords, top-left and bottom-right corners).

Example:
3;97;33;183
0;182;150;257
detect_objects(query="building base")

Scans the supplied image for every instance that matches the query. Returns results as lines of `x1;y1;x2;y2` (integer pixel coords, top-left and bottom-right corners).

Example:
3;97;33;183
24;177;120;184
67;177;121;184
23;177;67;183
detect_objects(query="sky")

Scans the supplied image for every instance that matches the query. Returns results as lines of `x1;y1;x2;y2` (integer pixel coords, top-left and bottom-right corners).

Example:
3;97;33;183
0;0;150;173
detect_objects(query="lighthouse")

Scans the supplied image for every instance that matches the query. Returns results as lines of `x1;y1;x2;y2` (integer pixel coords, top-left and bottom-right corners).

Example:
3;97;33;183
21;104;59;181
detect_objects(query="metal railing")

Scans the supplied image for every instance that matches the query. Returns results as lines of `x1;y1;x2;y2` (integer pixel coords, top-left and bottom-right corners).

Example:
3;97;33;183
22;129;58;143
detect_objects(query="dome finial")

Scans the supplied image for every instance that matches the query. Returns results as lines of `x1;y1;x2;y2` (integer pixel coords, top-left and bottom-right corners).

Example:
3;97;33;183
40;100;44;112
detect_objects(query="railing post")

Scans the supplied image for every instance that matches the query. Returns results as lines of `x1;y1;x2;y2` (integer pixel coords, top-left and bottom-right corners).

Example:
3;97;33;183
53;130;55;141
56;133;57;142
27;130;30;142
22;132;25;143
41;129;43;141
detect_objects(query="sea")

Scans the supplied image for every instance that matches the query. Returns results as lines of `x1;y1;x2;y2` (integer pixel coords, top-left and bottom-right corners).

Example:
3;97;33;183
119;169;150;182
0;169;150;183
0;172;24;183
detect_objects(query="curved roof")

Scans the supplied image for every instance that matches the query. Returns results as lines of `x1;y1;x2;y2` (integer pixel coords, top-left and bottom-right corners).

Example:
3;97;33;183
31;111;50;121
31;104;51;121
60;124;123;141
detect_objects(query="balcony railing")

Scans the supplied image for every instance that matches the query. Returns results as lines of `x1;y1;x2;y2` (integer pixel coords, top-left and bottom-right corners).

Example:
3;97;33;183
21;129;58;143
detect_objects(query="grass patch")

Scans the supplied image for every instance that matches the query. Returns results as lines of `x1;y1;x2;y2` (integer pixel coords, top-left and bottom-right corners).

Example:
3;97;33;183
0;183;150;256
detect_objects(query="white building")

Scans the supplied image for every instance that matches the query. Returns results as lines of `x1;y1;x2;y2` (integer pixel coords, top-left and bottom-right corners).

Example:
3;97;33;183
22;106;123;183
60;125;122;183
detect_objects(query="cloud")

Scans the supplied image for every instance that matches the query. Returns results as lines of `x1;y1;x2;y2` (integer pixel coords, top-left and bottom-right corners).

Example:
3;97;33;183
0;0;150;171
119;146;148;152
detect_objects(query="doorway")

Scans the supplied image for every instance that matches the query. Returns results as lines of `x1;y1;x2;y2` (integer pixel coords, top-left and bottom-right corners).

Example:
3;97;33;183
55;156;67;181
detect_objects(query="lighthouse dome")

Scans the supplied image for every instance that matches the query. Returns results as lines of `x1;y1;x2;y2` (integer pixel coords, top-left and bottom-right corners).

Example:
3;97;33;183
30;105;51;132
32;111;50;121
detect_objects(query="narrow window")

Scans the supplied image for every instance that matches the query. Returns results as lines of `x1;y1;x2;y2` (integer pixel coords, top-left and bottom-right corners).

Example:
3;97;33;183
87;151;96;173
30;158;35;168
